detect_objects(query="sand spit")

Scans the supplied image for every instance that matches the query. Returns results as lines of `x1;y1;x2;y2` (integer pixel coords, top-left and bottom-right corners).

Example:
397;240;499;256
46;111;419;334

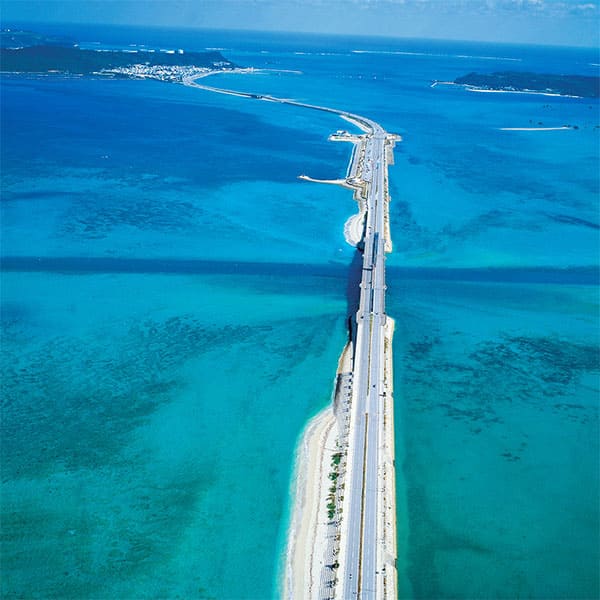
431;80;583;99
283;343;354;599
297;175;355;188
467;87;582;98
283;406;337;599
344;213;366;247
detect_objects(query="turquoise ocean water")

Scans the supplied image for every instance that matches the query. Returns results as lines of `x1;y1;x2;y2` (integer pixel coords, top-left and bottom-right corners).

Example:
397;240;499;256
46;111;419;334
1;25;598;599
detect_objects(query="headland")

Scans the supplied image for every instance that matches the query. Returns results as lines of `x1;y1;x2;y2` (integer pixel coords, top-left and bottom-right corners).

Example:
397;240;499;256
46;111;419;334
0;29;235;79
433;71;600;99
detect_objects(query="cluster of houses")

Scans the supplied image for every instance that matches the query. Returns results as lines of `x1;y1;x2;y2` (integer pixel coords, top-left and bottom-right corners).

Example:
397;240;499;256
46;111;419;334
98;63;226;82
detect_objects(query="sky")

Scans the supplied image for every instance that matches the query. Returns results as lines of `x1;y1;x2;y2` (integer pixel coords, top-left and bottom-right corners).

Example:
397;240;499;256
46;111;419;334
2;0;599;47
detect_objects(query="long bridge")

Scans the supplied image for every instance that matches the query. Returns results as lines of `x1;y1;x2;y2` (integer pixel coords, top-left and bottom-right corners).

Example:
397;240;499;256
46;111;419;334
184;71;398;599
336;123;397;599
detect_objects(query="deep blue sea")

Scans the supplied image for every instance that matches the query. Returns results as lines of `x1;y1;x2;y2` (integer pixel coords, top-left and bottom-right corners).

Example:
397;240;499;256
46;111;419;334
1;24;599;599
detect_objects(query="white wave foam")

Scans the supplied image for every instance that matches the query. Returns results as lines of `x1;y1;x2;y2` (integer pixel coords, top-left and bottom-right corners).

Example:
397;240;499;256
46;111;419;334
351;49;521;62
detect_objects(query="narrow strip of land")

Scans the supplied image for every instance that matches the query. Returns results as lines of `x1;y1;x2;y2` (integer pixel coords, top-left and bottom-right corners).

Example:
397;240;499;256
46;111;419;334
183;71;400;599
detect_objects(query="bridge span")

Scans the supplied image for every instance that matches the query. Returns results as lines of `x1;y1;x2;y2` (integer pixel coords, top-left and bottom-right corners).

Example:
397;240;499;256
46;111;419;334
184;71;399;600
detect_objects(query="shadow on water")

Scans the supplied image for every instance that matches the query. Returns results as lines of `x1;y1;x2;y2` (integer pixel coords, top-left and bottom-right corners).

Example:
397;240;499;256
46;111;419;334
2;256;597;285
345;249;364;341
0;255;350;278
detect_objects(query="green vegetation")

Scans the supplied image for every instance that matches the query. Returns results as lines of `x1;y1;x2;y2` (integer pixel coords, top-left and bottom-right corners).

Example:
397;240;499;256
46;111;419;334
327;482;336;520
455;71;600;98
1;29;76;49
326;451;346;520
0;44;234;74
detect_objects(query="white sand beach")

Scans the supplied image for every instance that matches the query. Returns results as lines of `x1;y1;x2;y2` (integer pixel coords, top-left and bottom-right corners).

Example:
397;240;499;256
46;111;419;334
283;407;338;599
283;342;353;599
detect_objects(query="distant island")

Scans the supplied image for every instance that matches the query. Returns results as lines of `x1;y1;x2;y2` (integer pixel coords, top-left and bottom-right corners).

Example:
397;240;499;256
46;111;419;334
0;29;235;81
453;71;599;98
0;29;77;49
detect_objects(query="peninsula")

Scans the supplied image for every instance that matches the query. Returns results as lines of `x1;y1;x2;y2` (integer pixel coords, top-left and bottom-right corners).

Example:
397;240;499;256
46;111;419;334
183;71;401;598
0;30;235;79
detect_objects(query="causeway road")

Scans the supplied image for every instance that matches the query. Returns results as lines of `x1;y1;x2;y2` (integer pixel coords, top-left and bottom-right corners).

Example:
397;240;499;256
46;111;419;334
183;72;397;599
339;127;392;599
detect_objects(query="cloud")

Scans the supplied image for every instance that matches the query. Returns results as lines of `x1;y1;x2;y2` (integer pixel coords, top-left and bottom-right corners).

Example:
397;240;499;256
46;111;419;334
373;0;599;10
572;2;598;11
2;0;598;46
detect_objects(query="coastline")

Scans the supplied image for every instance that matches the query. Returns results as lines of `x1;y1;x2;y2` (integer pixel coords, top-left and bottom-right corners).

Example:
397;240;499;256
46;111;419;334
283;342;353;599
431;80;583;99
283;406;337;599
466;87;581;98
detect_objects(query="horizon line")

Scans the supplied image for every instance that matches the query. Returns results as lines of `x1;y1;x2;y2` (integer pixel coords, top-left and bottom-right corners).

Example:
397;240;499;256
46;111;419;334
3;20;599;51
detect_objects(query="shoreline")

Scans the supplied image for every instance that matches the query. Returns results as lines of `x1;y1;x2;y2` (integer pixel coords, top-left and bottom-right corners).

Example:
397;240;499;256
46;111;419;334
282;406;337;599
431;80;583;99
297;174;355;188
283;342;353;599
466;87;582;98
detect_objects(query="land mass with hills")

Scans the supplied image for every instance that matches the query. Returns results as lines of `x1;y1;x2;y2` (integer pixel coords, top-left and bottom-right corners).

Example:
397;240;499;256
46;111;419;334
0;30;235;78
454;71;600;98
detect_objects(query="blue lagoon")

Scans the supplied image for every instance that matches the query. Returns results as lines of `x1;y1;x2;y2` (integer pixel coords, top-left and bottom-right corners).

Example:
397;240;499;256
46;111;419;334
1;25;598;599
